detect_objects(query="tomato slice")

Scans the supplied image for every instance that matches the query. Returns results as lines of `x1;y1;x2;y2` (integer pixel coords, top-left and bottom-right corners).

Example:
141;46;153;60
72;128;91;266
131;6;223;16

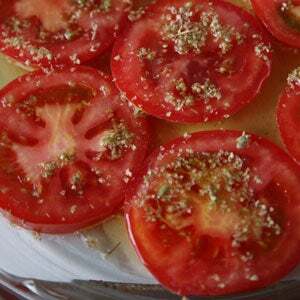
0;66;150;233
0;0;131;69
126;130;300;296
251;0;300;48
277;66;300;163
111;0;272;123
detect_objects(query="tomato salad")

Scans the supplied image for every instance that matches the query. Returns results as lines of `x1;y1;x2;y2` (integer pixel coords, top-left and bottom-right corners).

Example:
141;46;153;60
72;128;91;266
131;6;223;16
0;0;132;69
277;66;300;163
251;0;300;48
126;130;300;296
112;0;272;123
0;67;149;233
0;0;300;298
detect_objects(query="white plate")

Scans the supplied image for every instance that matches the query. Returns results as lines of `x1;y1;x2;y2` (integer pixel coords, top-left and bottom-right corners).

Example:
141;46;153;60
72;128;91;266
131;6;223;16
0;213;155;284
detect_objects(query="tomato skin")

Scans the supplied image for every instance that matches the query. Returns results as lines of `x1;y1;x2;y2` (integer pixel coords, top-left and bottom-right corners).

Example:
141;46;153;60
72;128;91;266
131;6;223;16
112;0;272;124
0;0;131;69
251;0;300;49
126;130;300;296
0;66;150;234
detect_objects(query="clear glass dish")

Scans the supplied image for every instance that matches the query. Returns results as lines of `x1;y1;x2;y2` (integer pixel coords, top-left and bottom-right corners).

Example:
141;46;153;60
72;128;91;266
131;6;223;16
0;271;300;300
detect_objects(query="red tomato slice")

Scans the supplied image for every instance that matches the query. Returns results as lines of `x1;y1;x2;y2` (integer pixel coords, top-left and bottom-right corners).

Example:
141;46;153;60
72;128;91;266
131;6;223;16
126;130;300;296
111;0;272;123
251;0;300;48
0;66;150;233
277;66;300;163
0;0;131;69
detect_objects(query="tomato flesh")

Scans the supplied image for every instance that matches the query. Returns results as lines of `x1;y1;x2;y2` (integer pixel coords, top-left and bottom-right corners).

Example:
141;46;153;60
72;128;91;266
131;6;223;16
0;0;131;69
126;130;300;296
0;67;150;233
277;66;300;163
251;0;300;48
112;0;272;123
